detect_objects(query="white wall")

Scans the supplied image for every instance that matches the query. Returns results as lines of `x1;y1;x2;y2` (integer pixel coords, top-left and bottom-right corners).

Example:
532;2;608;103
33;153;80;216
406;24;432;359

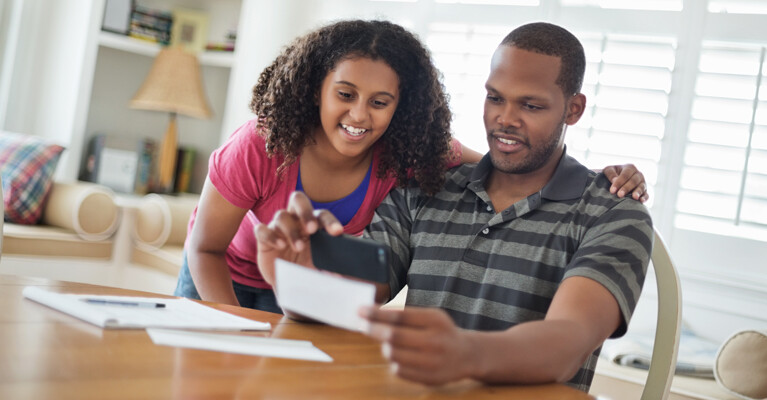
0;0;102;182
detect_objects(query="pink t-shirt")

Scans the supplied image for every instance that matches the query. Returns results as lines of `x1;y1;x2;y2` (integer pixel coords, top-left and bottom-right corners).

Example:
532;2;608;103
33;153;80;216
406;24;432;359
187;119;462;289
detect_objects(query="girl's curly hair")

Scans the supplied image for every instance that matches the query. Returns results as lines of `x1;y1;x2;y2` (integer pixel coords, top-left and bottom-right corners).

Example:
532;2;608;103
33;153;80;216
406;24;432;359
250;19;453;195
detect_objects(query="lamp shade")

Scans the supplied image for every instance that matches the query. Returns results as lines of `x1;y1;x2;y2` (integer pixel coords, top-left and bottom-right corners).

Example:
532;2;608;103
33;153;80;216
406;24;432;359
130;46;212;119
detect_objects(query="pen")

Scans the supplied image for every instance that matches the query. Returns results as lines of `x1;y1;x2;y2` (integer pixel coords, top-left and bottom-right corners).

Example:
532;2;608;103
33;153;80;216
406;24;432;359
81;298;166;308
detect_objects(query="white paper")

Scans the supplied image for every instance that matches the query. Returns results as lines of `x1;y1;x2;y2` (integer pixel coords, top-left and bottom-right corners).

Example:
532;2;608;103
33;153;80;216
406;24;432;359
147;328;332;362
22;286;270;331
275;258;376;332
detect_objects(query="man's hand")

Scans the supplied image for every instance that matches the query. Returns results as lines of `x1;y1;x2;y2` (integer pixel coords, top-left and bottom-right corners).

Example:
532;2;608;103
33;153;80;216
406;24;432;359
602;163;649;203
254;191;343;286
360;306;477;386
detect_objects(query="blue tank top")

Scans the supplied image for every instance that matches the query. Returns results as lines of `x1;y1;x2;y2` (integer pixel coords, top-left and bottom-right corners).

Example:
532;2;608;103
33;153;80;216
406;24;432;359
296;162;372;225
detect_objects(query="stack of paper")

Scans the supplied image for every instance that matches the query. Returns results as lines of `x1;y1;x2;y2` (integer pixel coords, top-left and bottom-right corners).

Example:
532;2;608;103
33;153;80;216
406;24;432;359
22;286;270;331
147;329;332;362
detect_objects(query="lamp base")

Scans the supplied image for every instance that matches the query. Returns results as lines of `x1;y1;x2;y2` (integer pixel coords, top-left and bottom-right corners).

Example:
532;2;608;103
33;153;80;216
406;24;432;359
154;113;178;193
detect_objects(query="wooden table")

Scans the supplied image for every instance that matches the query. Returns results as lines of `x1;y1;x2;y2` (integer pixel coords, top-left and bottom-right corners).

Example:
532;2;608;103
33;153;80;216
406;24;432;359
0;274;596;399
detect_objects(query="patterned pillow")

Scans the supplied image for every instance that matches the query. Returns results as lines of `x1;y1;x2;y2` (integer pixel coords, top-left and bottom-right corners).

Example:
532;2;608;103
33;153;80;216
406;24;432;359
0;132;65;224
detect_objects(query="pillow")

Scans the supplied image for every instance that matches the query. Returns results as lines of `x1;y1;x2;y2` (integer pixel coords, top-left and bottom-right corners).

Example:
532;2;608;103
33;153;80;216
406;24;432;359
133;194;197;250
714;329;767;400
0;132;65;224
42;182;119;241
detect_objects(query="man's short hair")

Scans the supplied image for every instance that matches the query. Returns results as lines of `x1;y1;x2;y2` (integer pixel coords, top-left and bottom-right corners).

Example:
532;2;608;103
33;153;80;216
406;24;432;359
500;22;586;97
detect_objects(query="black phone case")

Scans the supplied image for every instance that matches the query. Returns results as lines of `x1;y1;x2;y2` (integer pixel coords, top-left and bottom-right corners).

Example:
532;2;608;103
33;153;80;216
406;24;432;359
309;230;389;283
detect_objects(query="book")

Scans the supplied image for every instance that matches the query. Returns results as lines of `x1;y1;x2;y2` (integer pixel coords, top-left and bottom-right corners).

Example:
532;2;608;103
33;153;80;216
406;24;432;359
173;146;195;193
134;137;156;195
79;134;105;183
129;5;172;44
22;286;271;331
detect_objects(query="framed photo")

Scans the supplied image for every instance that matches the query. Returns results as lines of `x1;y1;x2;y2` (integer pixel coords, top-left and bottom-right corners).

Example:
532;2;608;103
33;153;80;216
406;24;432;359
170;8;209;53
102;0;134;35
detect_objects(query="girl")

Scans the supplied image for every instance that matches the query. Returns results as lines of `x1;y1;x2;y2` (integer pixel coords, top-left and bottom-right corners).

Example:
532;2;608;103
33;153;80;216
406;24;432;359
174;20;645;313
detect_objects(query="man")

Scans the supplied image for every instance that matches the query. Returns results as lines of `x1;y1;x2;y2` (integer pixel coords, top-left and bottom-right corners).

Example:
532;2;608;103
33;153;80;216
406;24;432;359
255;22;652;392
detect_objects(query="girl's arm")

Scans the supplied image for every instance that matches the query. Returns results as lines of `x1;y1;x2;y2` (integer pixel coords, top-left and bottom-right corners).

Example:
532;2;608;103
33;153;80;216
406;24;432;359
186;177;249;306
459;144;484;163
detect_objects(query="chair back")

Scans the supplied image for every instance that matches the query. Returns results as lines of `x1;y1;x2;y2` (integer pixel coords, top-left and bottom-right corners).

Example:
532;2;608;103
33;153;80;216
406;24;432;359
641;228;683;400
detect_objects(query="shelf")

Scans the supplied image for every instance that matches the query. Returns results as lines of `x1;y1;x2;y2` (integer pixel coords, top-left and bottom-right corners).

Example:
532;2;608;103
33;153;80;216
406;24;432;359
97;31;234;68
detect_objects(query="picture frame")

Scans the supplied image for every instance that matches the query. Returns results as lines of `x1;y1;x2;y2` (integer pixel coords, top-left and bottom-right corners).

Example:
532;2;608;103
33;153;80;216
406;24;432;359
170;8;209;53
102;0;134;35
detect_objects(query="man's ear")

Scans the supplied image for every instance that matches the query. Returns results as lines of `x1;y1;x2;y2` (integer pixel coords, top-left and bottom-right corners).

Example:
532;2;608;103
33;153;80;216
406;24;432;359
565;93;586;125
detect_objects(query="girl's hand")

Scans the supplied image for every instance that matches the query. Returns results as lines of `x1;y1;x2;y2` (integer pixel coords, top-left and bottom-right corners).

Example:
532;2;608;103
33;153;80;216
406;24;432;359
254;191;343;286
602;164;649;203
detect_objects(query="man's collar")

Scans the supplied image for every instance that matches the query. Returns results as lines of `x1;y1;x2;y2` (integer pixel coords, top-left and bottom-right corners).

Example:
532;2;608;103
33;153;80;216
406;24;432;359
540;150;590;201
462;147;590;201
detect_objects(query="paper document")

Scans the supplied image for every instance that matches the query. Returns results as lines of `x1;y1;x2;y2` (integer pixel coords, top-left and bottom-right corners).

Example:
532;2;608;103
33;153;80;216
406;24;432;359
275;258;376;332
147;328;332;362
22;286;270;331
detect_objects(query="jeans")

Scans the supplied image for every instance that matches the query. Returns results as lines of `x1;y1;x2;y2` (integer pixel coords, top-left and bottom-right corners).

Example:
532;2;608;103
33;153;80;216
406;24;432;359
174;251;282;314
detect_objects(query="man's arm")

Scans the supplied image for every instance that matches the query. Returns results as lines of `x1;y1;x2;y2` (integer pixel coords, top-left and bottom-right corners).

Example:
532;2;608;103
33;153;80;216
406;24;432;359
361;276;619;386
360;196;652;386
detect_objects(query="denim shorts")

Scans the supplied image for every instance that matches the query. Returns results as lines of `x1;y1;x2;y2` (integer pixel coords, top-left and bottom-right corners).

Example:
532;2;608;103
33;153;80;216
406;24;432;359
173;251;282;314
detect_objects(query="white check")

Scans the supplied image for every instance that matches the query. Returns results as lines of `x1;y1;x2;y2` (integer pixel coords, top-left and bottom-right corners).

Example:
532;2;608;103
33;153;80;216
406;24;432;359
275;258;376;332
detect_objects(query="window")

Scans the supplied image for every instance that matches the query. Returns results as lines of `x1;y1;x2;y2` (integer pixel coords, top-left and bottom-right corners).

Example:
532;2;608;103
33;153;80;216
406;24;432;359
561;0;682;11
339;0;767;339
425;23;506;152
676;41;767;234
709;0;767;14
567;33;675;208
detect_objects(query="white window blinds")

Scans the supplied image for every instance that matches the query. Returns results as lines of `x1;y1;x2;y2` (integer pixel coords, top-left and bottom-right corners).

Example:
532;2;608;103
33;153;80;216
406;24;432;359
565;34;676;209
676;41;767;234
560;0;681;11
425;23;507;152
708;0;767;14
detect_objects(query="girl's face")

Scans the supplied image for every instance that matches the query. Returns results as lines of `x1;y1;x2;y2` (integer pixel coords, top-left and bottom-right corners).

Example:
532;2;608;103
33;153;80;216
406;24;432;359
316;57;400;160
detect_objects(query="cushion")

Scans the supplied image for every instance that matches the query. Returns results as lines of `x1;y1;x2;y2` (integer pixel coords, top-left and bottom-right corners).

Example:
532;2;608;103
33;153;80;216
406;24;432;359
714;329;767;400
1;132;65;224
134;193;197;249
42;182;119;241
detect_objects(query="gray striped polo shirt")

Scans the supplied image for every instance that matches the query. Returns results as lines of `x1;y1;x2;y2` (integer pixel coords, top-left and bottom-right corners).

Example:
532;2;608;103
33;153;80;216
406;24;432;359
364;151;653;391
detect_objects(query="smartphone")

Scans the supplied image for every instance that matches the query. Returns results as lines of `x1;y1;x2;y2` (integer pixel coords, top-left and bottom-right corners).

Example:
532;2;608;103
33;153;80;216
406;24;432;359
309;230;389;283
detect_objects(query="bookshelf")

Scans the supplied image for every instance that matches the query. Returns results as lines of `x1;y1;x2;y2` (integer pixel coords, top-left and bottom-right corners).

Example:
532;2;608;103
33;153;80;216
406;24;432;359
79;0;243;194
1;0;320;194
98;30;234;68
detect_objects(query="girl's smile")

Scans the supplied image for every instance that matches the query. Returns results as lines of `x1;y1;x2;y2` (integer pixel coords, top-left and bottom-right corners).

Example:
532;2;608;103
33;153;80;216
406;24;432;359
315;57;400;161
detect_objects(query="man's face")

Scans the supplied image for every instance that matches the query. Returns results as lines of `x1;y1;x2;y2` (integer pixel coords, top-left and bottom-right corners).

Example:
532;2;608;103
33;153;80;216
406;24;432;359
483;45;582;175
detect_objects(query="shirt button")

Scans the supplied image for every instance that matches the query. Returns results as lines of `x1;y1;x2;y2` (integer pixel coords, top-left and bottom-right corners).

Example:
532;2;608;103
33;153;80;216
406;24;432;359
486;205;493;212
482;228;490;235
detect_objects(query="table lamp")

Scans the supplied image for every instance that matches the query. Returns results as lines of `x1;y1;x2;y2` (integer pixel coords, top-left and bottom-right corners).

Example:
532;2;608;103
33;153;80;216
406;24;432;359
130;46;211;193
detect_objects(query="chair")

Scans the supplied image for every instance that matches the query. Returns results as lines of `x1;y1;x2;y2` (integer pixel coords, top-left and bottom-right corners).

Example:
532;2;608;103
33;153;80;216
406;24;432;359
641;227;683;400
